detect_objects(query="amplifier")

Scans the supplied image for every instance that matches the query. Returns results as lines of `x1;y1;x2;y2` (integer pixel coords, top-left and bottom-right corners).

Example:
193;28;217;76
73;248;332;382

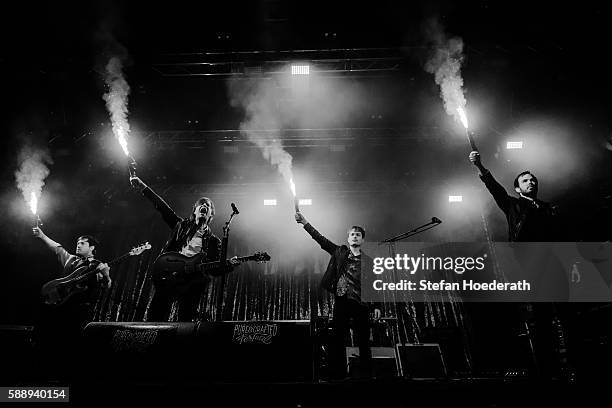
396;343;448;378
194;320;313;382
346;346;399;378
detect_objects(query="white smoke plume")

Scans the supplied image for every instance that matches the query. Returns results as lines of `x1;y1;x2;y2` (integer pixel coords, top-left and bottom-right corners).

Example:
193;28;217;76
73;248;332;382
228;78;294;184
102;56;131;156
14;143;53;212
423;18;467;125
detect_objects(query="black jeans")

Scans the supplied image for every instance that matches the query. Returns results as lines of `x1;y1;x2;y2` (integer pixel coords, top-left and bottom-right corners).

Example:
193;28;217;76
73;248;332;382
329;296;372;379
148;284;203;322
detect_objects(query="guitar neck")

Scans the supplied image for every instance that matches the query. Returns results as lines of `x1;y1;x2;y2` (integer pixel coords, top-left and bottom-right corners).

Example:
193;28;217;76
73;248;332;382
235;255;256;263
76;252;131;281
108;252;131;267
198;255;256;272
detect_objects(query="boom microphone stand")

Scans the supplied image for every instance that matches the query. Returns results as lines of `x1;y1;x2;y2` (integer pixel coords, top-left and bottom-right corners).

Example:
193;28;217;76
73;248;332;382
379;217;442;244
379;218;443;374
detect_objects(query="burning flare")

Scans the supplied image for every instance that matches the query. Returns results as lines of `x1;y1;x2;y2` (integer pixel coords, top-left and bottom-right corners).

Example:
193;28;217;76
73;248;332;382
457;107;469;129
227;77;296;208
290;178;300;213
423;19;467;131
116;127;129;156
102;56;131;157
30;192;38;215
457;106;478;151
15;142;52;221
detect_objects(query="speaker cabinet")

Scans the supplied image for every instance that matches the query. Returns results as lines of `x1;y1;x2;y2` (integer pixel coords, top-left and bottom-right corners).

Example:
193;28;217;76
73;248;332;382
82;320;313;382
194;320;313;382
346;346;399;378
395;343;447;378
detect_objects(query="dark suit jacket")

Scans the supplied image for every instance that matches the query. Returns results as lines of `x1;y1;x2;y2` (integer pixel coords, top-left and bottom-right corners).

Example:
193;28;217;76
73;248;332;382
304;223;379;307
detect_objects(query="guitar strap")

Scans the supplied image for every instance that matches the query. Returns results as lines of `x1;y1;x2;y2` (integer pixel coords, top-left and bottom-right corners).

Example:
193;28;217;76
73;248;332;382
200;235;210;260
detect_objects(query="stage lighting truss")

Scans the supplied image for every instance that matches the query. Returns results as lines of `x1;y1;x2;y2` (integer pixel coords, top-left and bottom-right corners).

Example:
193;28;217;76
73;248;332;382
152;48;406;77
144;127;457;149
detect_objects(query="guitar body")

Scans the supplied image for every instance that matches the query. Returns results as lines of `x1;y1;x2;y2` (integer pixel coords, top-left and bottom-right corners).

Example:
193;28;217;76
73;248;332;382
40;242;151;306
40;264;95;306
152;252;210;295
152;251;271;295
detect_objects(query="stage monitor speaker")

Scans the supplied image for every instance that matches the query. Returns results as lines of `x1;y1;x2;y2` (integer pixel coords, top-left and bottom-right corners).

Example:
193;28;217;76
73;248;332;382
194;320;313;382
346;346;398;378
396;343;447;379
0;325;35;382
82;322;197;380
82;320;313;382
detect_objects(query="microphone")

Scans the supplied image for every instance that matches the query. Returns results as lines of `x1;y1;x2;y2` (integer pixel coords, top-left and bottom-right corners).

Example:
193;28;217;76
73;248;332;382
231;203;240;215
432;217;442;224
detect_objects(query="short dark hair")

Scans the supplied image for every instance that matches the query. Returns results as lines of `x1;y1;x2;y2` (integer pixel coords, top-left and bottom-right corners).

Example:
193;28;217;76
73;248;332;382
514;171;537;189
77;235;100;255
348;226;366;239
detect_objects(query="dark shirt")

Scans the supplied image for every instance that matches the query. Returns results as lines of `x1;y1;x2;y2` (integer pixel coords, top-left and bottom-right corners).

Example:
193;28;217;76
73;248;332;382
336;252;362;303
480;170;556;242
53;246;103;304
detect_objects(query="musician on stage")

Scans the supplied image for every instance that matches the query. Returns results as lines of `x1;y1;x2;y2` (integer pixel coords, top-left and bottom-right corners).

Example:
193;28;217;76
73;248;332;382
33;227;111;310
130;176;238;322
469;151;557;242
469;150;567;378
32;227;110;379
295;212;381;379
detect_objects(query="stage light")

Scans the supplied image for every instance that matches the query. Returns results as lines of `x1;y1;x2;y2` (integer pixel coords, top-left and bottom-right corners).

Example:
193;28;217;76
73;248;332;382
506;141;523;149
448;195;463;203
263;199;277;206
291;65;310;75
298;199;312;206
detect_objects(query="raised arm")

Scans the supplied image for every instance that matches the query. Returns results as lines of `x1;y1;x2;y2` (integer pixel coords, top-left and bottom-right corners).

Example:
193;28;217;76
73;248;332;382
130;176;181;228
469;151;511;214
33;226;60;251
295;212;338;255
33;227;72;271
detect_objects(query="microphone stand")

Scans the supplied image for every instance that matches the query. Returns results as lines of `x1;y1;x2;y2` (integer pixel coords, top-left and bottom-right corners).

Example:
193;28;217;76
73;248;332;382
378;218;443;370
379;218;442;244
215;205;239;322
